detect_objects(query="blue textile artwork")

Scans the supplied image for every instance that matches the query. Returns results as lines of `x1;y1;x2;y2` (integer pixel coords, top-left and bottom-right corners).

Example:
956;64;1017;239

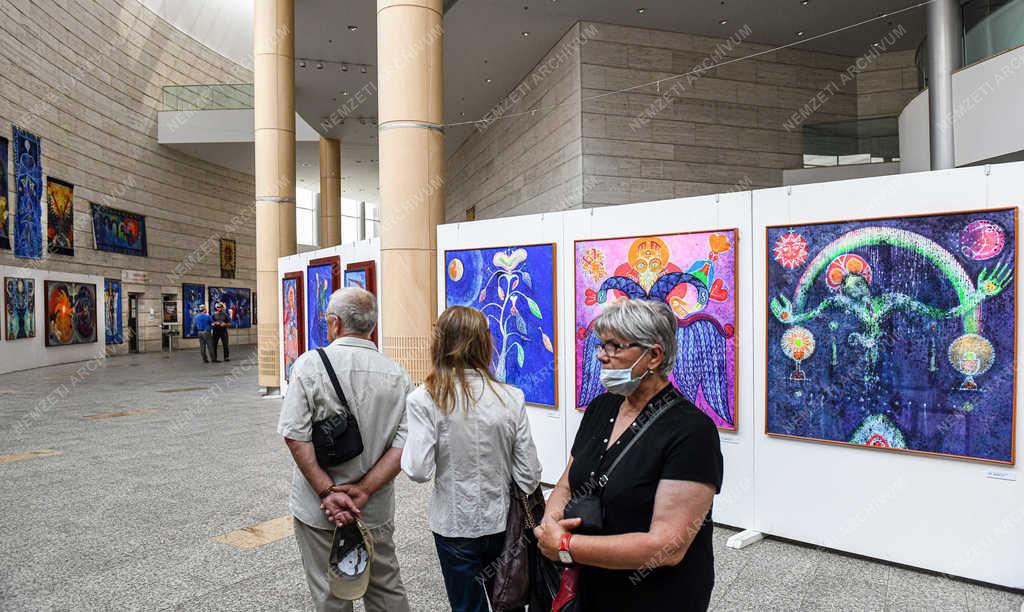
13;127;42;259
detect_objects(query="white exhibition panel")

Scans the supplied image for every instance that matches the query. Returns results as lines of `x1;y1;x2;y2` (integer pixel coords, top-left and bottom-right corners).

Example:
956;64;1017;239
559;193;756;530
752;163;1023;589
436;214;568;485
0;265;106;375
277;239;381;394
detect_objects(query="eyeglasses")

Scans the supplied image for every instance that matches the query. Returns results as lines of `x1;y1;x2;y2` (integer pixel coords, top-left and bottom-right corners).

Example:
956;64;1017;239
595;340;643;357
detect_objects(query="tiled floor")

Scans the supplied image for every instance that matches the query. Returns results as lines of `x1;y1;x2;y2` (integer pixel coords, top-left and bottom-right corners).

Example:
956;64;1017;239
0;347;1021;611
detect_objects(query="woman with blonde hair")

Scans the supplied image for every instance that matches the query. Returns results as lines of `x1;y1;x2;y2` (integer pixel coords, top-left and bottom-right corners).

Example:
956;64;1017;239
402;306;543;612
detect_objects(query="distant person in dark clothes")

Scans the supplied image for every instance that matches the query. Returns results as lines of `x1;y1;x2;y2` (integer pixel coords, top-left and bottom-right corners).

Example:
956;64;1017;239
193;305;213;363
211;302;231;362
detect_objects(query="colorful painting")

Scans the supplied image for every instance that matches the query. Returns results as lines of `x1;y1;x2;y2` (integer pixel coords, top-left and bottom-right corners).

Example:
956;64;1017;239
0;136;9;250
90;202;147;256
220;238;236;279
766;208;1017;464
5;277;35;339
163;299;178;323
446;245;557;407
13;127;42;259
104;278;122;344
208;287;252;328
182;283;206;338
46;177;74;256
45;281;97;346
307;257;340;351
575;231;738;429
282;272;305;381
345;260;378;345
344;269;368;289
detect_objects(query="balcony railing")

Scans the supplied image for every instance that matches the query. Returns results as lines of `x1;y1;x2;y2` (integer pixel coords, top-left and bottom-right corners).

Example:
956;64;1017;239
160;84;254;111
802;116;900;168
916;0;1024;89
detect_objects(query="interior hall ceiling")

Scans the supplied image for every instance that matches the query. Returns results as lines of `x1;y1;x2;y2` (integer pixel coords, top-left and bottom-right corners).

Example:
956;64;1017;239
153;1;927;202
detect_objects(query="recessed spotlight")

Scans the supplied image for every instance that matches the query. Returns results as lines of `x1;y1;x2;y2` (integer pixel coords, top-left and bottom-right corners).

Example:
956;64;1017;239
302;163;310;167
460;111;465;116
485;78;493;83
796;31;804;36
298;60;306;68
342;91;349;96
360;66;367;74
348;25;358;31
522;31;530;37
636;7;646;14
316;62;324;70
341;64;349;72
801;0;809;5
719;18;728;25
873;42;880;47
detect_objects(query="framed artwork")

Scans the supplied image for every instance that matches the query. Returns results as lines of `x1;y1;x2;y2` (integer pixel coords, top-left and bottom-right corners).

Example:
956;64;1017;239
445;245;557;408
44;280;97;346
0;136;9;250
182;283;206;338
104;278;122;344
46;177;74;256
208;287;252;329
766;208;1017;464
163;299;178;323
90;202;147;256
282;272;305;381
345;259;378;345
307;256;340;351
575;231;738;429
220;238;236;279
13;126;42;259
4;276;35;339
253;292;257;325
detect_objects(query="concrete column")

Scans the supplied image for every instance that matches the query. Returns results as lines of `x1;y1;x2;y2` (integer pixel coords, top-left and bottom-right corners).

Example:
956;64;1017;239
377;0;444;383
927;0;963;170
254;0;297;389
319;136;342;247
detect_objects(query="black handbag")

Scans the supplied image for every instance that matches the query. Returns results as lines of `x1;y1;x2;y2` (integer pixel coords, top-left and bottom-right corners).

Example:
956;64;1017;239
490;484;545;610
563;396;680;534
311;348;364;468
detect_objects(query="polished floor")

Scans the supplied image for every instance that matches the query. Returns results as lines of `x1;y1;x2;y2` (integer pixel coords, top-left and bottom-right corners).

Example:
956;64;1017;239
0;347;1021;611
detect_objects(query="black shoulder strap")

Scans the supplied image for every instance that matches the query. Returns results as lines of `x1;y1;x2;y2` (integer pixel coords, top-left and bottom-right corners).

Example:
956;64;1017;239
315;348;351;413
599;397;680;488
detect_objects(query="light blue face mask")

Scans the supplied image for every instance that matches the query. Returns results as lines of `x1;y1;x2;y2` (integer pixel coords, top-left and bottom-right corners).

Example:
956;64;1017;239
599;349;650;396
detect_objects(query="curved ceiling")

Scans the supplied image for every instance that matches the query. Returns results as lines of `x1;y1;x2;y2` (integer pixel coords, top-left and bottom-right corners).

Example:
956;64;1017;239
139;0;254;69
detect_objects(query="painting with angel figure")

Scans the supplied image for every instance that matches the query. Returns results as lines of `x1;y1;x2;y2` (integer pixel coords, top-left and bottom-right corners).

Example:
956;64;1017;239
444;244;557;408
575;231;738;429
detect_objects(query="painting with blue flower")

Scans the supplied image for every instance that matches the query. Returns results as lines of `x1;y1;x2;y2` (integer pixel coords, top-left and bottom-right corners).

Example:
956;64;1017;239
444;244;557;408
13;127;42;259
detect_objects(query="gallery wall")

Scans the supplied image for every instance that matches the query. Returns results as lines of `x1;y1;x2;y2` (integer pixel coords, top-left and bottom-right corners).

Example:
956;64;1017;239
0;0;256;356
432;161;1023;589
0;265;106;375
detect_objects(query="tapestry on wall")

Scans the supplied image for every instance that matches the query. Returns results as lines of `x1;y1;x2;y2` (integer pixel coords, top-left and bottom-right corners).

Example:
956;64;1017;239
575;231;738;429
208;287;252;329
13;127;42;259
4;277;35;340
90;202;147;256
220;238;236;279
104;278;122;345
45;281;98;346
0;136;9;250
306;257;339;351
46;177;74;256
282;272;305;381
445;245;557;408
182;283;206;338
766;208;1017;464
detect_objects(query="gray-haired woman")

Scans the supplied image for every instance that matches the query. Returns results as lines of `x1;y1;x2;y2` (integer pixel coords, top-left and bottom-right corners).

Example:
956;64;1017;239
534;299;723;612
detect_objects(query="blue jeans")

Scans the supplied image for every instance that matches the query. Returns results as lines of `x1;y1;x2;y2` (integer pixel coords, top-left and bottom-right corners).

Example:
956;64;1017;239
433;532;509;612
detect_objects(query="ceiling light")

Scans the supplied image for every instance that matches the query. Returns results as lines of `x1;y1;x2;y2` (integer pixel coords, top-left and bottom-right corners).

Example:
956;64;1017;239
298;60;306;68
636;7;646;14
719;18;728;25
302;163;310;167
360;66;367;74
460;111;465;116
342;91;349;96
801;0;808;4
485;78;493;83
348;25;358;31
796;31;804;36
341;64;349;72
522;31;530;37
316;62;324;70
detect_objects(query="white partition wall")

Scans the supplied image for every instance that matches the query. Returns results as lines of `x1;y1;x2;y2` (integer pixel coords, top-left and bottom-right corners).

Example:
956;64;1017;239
752;163;1023;589
0;266;106;375
559;194;756;529
437;214;568;485
278;239;381;393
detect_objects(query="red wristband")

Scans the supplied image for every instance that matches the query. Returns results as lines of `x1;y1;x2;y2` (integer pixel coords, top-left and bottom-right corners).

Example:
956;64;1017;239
559;532;573;553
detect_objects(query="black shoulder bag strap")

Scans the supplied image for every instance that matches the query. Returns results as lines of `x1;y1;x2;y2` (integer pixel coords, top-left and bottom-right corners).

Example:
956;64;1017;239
597;396;681;489
315;348;352;417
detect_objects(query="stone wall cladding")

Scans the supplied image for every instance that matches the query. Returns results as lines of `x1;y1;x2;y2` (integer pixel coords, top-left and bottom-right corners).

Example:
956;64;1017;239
0;0;255;354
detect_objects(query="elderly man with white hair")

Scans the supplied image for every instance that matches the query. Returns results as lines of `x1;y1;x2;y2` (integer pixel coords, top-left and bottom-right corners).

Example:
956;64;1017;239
278;287;412;612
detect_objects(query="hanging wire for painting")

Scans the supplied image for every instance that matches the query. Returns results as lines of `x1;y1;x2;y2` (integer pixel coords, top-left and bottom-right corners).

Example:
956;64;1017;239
441;0;936;130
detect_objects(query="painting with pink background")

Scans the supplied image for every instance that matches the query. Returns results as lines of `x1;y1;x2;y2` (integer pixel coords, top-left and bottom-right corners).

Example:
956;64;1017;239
574;230;738;429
